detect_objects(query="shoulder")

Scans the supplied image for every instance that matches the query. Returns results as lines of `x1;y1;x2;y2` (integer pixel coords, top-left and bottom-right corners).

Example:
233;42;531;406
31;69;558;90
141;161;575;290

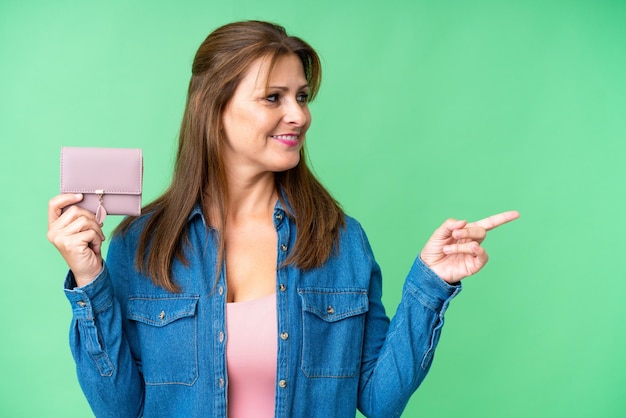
335;214;377;263
341;214;369;243
111;213;150;243
107;211;155;259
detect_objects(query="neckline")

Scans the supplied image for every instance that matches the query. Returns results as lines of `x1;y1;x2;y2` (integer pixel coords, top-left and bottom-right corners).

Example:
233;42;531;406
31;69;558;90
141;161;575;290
227;292;276;306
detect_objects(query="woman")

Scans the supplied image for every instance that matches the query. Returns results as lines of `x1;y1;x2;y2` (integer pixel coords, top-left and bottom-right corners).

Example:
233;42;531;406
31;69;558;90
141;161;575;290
48;21;518;418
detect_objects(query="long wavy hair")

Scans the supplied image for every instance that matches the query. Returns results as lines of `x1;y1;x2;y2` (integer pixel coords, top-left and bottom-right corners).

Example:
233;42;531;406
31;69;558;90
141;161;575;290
116;21;344;292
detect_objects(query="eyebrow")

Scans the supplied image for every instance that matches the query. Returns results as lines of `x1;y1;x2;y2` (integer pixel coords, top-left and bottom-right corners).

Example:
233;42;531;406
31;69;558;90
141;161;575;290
267;84;310;91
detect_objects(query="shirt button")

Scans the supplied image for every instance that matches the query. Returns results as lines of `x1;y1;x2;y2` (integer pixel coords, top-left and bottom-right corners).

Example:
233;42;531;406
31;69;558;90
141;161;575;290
219;331;224;342
280;332;289;340
76;301;87;308
219;378;224;388
278;380;287;388
327;306;335;315
280;244;288;252
275;213;283;220
279;284;287;292
218;286;224;295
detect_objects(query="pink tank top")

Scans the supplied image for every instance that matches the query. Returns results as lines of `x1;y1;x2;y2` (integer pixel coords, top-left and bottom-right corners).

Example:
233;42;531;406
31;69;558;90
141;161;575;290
226;293;277;418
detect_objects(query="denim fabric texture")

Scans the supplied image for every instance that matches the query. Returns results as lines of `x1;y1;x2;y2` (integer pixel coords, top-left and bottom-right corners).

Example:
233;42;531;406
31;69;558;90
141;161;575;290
64;200;461;418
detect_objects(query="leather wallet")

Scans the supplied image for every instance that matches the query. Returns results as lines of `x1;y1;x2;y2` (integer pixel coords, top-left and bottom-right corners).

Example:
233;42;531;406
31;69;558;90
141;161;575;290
60;147;143;224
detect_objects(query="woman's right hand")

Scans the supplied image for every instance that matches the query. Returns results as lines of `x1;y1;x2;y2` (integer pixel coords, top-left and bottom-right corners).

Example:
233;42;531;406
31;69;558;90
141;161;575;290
47;194;106;287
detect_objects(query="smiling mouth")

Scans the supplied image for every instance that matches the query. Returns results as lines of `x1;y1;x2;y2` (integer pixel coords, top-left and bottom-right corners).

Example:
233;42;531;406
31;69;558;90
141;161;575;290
272;134;299;140
271;134;301;146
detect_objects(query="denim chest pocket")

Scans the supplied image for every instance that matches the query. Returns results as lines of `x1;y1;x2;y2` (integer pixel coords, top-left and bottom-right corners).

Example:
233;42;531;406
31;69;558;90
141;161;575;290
127;295;199;386
298;288;369;378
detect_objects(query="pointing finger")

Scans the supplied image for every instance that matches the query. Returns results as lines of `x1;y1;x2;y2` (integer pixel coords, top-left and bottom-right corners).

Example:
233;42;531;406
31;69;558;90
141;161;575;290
470;210;520;231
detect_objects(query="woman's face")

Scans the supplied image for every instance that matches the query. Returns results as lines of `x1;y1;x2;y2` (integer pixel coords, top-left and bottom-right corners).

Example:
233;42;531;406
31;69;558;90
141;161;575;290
221;53;311;179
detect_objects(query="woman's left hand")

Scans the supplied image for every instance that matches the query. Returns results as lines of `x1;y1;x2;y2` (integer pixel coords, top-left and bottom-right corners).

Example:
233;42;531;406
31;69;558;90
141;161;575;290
420;210;520;284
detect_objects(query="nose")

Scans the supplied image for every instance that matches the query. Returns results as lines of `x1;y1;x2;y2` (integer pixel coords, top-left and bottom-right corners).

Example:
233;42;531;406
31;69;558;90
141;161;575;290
284;99;308;127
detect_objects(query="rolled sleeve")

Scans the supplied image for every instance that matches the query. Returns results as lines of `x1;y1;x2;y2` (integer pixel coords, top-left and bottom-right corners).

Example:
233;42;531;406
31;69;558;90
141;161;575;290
64;264;114;320
404;256;462;313
358;255;462;418
62;260;143;417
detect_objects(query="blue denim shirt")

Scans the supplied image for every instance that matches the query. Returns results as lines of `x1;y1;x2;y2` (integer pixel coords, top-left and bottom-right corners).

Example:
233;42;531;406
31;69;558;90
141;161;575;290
64;201;461;418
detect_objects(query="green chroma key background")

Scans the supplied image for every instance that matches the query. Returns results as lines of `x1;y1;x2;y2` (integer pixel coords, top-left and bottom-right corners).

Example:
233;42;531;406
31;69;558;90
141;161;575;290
1;0;624;416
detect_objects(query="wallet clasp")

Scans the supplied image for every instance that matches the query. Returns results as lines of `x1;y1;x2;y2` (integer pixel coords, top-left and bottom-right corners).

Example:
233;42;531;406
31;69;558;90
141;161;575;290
95;190;107;224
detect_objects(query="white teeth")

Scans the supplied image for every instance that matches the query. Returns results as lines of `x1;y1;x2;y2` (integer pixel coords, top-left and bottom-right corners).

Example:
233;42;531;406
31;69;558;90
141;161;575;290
272;135;298;140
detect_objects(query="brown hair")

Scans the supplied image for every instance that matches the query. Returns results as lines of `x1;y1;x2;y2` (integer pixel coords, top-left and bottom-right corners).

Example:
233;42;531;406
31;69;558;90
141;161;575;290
116;21;344;292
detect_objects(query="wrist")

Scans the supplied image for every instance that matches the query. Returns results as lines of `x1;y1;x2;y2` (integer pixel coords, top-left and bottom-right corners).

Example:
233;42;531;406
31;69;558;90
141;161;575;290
72;264;103;288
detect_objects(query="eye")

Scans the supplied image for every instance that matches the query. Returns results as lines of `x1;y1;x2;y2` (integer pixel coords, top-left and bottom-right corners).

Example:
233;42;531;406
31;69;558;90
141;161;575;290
265;93;280;103
297;92;309;103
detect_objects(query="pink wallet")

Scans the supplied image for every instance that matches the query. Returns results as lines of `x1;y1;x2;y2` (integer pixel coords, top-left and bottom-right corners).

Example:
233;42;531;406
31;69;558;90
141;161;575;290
60;147;143;224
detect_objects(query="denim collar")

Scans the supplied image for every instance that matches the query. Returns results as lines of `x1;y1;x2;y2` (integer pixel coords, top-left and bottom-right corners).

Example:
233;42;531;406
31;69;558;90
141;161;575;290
186;191;290;229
